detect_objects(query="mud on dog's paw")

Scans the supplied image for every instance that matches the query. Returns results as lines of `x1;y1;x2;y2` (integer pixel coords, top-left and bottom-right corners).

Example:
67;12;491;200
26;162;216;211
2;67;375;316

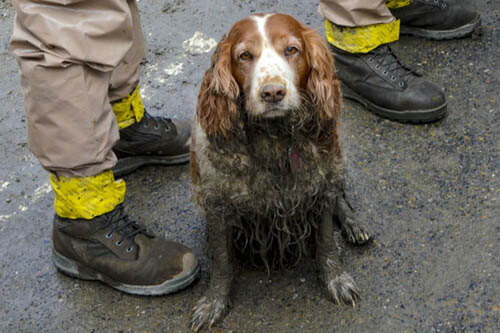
190;295;230;332
327;272;361;307
341;217;371;245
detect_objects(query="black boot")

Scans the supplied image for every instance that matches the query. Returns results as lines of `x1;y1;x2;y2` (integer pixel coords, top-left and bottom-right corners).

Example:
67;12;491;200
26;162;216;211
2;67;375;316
113;111;191;177
391;0;481;40
331;44;447;123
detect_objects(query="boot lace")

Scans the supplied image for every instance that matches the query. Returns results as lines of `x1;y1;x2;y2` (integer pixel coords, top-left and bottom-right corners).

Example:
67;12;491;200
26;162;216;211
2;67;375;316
367;45;421;87
100;206;147;252
141;111;172;132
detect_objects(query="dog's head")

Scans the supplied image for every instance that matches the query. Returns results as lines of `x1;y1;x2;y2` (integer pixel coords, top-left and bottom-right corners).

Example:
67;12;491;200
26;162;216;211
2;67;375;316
197;13;341;137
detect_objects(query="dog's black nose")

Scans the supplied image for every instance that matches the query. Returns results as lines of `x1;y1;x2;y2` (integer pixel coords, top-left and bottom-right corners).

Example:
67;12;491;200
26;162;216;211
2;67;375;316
261;84;286;103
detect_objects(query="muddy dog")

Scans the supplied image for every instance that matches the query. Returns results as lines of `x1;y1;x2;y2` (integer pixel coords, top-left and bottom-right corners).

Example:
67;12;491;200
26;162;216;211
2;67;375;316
189;13;371;331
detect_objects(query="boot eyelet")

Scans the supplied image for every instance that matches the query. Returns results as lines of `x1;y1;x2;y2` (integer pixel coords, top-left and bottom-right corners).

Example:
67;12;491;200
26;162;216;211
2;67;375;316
116;241;123;246
165;126;171;132
399;82;405;87
105;233;113;239
375;65;380;69
154;125;159;130
368;58;373;62
143;122;149;128
391;76;396;81
126;247;133;253
442;2;446;8
383;71;388;76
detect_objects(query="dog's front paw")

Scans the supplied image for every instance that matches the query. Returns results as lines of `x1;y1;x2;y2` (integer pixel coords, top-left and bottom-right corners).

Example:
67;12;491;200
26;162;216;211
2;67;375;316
190;294;230;332
327;272;361;307
341;217;371;245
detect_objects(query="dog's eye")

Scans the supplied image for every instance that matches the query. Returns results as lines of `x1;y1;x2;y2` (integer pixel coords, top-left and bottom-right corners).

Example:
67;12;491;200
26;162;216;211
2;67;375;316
239;51;253;61
285;46;299;57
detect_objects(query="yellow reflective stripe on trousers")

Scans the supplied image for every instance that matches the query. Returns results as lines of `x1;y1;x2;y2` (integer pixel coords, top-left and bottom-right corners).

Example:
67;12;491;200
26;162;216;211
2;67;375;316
386;0;411;9
325;19;400;53
50;170;126;219
112;85;145;129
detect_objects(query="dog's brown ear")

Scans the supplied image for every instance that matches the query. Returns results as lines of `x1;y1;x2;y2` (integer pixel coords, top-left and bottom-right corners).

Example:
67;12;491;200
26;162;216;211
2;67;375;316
302;26;342;157
302;26;341;122
197;35;240;138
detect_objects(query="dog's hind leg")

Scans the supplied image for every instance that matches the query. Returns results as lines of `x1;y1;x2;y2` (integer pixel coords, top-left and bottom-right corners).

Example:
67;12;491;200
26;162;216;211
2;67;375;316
191;213;234;332
317;206;361;306
335;183;372;245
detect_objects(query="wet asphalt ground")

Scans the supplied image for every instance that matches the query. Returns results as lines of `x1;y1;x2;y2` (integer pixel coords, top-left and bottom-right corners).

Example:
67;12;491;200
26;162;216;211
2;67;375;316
0;0;499;331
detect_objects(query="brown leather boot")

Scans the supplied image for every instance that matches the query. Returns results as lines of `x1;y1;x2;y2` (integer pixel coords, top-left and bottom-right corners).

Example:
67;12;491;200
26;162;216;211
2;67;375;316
52;204;199;295
113;110;191;177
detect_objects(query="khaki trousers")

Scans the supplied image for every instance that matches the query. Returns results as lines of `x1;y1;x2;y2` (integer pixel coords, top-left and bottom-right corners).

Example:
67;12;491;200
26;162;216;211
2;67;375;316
319;0;395;26
10;0;146;178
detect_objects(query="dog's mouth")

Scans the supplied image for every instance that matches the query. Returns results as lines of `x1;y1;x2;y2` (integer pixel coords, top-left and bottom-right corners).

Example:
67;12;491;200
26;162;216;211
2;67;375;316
259;102;295;118
244;95;297;119
261;107;288;118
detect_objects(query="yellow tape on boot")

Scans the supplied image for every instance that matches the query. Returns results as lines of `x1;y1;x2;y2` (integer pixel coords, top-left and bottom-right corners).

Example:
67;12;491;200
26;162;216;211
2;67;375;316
325;19;400;54
50;170;126;219
112;85;145;129
386;0;411;9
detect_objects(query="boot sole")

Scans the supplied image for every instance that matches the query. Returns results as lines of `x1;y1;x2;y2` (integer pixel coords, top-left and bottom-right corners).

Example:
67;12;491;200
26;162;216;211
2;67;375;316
400;16;481;40
341;83;447;124
52;247;200;296
113;152;190;178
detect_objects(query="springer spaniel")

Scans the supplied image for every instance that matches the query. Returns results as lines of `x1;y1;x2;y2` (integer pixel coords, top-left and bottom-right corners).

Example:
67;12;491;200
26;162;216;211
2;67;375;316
190;13;371;331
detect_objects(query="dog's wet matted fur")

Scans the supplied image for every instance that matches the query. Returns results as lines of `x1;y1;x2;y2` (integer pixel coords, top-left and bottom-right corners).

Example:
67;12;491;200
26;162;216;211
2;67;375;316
189;13;372;331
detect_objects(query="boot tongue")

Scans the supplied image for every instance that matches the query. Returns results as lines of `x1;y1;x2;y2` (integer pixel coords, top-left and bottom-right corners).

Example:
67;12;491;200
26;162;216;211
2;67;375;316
372;45;420;84
122;112;174;141
103;206;151;241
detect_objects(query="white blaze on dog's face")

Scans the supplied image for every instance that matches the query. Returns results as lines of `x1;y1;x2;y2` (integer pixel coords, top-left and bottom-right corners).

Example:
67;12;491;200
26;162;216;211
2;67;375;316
249;14;299;117
229;13;310;118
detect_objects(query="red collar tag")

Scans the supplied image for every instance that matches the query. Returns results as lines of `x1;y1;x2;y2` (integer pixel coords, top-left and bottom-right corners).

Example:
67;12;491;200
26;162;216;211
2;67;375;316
289;146;301;172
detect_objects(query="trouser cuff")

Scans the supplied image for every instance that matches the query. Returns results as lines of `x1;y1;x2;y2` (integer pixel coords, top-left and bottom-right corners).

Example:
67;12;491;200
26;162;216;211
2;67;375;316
112;85;145;129
325;19;400;53
50;170;126;219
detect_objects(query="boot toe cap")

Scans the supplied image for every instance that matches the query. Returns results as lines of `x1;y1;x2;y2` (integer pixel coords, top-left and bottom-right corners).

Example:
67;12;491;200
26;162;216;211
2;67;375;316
169;118;192;152
405;81;446;111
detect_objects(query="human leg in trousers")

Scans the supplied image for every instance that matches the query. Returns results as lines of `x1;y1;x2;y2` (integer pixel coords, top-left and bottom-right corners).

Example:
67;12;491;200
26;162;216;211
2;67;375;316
319;0;462;123
9;0;199;295
108;0;191;177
